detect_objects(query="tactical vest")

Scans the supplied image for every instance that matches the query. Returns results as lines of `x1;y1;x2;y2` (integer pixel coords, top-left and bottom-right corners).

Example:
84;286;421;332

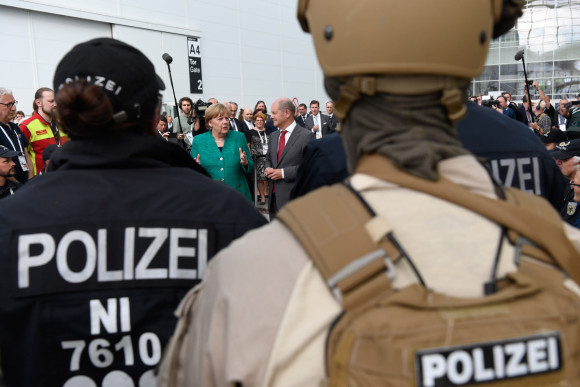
278;154;580;386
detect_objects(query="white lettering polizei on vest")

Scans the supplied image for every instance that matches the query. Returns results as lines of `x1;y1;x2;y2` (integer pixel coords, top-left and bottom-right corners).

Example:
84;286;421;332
416;333;562;387
17;227;208;288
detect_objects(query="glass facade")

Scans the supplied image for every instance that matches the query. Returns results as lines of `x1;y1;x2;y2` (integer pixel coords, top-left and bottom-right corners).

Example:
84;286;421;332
470;0;580;101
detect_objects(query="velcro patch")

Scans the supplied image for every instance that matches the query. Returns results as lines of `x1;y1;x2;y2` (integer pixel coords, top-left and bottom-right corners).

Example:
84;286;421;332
415;332;562;387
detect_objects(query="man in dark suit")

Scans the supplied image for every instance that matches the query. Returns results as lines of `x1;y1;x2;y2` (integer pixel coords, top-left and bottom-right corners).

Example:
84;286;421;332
228;102;251;143
517;95;534;127
305;100;334;139
295;103;308;127
325;101;339;131
265;98;314;218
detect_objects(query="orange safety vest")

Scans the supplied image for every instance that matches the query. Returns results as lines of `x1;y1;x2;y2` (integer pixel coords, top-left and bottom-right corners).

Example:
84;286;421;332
19;112;69;175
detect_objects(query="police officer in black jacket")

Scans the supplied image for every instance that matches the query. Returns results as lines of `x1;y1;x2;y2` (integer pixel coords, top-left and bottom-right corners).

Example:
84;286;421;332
291;103;567;212
0;38;267;387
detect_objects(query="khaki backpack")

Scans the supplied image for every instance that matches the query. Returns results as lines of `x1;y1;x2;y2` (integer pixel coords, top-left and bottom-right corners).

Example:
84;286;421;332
277;154;580;386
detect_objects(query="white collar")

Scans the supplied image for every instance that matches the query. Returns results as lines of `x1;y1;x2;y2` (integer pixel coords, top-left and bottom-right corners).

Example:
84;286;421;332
280;121;297;133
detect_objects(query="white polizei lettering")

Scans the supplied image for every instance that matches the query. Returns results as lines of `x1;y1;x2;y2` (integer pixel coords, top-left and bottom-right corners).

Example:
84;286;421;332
17;227;207;287
490;160;501;184
135;228;168;279
492;345;505;379
56;230;96;283
198;229;208;279
94;76;106;86
18;233;55;288
547;337;559;370
90;297;131;335
500;159;516;187
516;157;533;194
123;227;135;280
532;157;541;195
169;228;199;280
472;348;494;382
447;350;473;385
119;297;131;333
421;353;446;387
90;298;118;335
505;342;528;377
97;229;123;282
527;338;548;372
114;86;122;95
105;80;116;92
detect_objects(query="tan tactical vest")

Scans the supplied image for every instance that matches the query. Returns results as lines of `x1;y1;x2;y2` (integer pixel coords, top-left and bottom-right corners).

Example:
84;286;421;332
278;155;580;386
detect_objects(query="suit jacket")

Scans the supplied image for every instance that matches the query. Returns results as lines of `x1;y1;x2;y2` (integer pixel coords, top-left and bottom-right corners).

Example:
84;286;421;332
295;115;308;127
327;114;339;131
265;124;314;211
230;118;251;143
191;130;254;201
517;104;534;127
304;114;335;137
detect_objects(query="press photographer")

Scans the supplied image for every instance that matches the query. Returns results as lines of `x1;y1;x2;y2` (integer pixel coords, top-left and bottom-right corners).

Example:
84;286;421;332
560;99;580;139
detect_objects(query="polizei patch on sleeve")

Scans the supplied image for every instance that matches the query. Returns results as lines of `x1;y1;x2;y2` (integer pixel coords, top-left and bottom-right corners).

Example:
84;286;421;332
415;332;562;387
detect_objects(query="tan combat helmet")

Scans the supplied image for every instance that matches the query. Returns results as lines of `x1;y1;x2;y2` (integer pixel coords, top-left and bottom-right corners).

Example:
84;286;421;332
297;0;524;122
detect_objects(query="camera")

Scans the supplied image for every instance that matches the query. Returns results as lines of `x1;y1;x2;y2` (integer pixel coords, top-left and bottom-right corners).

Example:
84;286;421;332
193;99;212;119
564;101;580;109
480;96;499;109
526;80;534;86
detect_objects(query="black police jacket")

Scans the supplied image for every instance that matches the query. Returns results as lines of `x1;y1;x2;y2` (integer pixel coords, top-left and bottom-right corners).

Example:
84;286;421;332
457;103;567;210
0;134;267;387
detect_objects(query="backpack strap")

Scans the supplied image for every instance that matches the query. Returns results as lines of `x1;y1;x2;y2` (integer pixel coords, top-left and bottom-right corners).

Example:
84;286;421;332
355;154;580;285
277;183;402;311
278;154;580;311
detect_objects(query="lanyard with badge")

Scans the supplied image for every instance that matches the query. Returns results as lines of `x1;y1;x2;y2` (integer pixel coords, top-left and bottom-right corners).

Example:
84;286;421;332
0;124;29;171
257;130;268;155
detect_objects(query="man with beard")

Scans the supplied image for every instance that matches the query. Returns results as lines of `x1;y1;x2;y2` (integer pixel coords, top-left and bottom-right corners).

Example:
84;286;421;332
173;96;200;151
19;87;69;175
0;145;20;199
560;99;580;139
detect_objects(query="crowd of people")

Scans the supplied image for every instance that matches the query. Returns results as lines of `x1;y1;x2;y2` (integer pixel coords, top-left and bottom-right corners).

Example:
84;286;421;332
1;1;580;386
0;82;342;213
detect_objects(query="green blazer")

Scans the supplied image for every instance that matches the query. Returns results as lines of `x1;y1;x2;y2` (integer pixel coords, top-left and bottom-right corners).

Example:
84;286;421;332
191;130;254;201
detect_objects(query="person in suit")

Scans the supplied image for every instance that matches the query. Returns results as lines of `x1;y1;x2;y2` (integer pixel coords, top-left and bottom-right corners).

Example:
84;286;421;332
295;103;308;127
156;116;170;141
227;101;251;143
325;101;339;131
242;108;255;131
517;94;534;128
191;103;254;202
265;98;314;217
305;100;334;138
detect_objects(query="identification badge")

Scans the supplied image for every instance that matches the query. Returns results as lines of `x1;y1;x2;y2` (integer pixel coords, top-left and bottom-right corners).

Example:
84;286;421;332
186;132;193;144
567;202;577;215
262;144;268;155
18;154;29;171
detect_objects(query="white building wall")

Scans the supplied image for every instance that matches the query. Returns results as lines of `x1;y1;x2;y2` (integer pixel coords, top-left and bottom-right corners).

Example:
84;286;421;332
0;0;328;118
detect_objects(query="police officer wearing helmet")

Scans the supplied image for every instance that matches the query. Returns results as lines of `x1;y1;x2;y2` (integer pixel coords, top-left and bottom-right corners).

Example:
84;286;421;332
159;1;580;386
0;38;266;387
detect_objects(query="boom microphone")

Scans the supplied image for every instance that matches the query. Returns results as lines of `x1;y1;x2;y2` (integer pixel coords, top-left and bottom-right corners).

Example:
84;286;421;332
514;50;524;61
162;53;173;64
161;52;185;149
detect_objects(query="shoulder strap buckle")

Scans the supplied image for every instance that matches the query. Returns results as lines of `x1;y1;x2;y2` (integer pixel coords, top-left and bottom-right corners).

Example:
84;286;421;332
327;248;397;304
